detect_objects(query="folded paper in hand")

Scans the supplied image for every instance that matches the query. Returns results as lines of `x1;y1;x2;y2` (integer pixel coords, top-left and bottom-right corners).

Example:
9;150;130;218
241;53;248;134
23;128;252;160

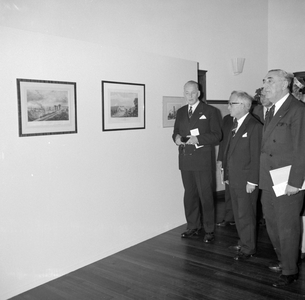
270;165;305;197
190;128;203;149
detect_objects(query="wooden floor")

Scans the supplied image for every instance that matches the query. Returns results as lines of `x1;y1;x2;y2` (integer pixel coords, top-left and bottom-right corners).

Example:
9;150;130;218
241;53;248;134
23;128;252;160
10;199;305;300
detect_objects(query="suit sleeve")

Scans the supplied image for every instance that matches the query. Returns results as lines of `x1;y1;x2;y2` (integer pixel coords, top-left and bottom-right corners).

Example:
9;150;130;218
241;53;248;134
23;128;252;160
288;105;305;187
248;122;263;184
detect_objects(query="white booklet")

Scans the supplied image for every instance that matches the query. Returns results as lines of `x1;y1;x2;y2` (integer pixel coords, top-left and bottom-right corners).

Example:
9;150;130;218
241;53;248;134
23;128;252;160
190;128;204;149
270;165;305;197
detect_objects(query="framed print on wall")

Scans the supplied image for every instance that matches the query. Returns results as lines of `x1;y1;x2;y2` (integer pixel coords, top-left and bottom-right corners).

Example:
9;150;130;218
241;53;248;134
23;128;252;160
17;78;77;137
102;81;145;131
207;100;229;118
162;96;186;127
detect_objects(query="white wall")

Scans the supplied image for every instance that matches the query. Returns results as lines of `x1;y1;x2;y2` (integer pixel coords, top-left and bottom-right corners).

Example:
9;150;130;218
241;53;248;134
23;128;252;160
0;0;269;99
0;26;197;299
268;0;305;72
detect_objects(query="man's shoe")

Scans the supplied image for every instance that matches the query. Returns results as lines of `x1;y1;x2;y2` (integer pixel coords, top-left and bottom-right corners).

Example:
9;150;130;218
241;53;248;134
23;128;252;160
272;274;298;287
181;229;199;238
269;262;282;273
229;221;236;226
216;220;229;227
233;251;254;261
228;245;241;252
203;232;214;243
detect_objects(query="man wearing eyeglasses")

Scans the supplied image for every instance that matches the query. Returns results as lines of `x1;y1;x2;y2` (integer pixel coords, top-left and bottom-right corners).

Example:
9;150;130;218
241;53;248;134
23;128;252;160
219;91;262;261
172;80;222;243
260;69;305;287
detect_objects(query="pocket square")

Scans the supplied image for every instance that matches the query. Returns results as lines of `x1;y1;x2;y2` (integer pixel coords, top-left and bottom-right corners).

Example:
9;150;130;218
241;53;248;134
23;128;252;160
200;115;207;119
242;132;247;137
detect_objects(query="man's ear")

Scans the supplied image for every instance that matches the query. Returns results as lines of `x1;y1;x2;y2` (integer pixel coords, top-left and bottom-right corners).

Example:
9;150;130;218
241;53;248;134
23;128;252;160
197;91;201;98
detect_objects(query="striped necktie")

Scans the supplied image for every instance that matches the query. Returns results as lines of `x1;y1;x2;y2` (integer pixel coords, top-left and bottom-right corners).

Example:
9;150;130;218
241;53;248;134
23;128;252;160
232;118;238;137
264;105;275;129
188;106;193;119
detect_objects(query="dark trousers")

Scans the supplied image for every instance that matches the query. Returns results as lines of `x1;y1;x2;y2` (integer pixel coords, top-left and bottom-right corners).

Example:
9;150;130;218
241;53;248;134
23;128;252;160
230;185;258;255
261;189;304;275
181;170;215;233
222;183;234;222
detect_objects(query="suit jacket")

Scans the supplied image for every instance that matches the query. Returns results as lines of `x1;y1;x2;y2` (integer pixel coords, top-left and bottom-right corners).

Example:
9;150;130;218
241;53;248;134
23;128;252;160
252;105;264;124
172;101;222;171
219;113;263;188
259;94;305;191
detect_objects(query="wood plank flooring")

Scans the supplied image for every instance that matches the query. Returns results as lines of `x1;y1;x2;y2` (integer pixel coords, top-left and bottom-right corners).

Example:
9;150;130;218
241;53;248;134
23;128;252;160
10;199;305;300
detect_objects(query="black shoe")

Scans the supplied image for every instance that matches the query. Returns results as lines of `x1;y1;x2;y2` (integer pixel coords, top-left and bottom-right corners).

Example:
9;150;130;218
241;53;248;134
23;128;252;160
272;274;298;287
203;232;214;243
229;221;236;226
228;245;241;252
216;220;229;227
268;262;282;273
233;251;254;261
181;229;200;238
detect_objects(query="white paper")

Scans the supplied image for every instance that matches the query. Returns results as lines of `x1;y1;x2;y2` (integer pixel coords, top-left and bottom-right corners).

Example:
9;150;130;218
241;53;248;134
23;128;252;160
270;165;305;197
190;128;199;136
190;128;204;149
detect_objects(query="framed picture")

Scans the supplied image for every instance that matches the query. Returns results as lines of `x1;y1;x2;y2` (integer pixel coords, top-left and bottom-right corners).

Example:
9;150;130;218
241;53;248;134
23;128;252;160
102;81;145;131
163;96;186;127
207;100;229;118
17;79;77;137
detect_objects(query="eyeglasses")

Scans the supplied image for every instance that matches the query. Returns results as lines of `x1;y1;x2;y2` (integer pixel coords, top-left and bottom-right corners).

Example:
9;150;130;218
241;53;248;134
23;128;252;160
228;102;243;106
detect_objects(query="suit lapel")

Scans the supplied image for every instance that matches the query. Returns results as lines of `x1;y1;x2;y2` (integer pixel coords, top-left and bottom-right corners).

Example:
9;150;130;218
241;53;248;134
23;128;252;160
262;96;291;145
189;102;203;128
226;114;250;157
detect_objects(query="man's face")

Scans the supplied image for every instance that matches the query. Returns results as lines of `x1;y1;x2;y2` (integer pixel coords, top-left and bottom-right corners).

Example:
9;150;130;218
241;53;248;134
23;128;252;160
184;83;200;106
228;94;244;119
263;71;287;103
260;92;272;107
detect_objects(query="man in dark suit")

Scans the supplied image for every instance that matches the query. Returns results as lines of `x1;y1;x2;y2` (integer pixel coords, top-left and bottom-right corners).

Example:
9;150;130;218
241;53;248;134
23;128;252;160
216;115;235;227
252;90;272;227
219;91;262;260
260;69;305;287
172;80;222;243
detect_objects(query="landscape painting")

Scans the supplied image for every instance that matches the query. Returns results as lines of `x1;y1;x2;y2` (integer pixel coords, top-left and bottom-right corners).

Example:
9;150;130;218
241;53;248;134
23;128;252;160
17;79;77;137
102;81;145;131
163;96;186;127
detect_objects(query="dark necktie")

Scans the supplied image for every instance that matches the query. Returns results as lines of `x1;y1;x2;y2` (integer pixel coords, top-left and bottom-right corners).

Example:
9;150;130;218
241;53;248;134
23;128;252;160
188;106;193;119
264;105;275;129
232;118;238;137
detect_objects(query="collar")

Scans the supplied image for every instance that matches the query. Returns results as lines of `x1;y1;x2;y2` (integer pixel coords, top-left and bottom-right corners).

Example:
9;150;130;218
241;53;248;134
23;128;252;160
189;101;200;112
235;112;249;131
273;93;289;115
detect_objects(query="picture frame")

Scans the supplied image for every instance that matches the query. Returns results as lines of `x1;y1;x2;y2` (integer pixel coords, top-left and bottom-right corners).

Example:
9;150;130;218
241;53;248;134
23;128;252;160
207;100;229;118
102;81;145;131
17;78;77;137
162;96;186;127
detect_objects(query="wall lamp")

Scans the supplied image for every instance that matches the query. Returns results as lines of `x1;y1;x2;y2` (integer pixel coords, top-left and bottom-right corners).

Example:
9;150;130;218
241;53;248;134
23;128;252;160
231;57;245;75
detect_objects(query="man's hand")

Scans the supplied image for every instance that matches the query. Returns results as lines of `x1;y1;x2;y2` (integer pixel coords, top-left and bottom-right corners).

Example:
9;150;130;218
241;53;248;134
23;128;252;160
285;184;299;196
186;135;199;145
246;183;256;194
175;134;184;146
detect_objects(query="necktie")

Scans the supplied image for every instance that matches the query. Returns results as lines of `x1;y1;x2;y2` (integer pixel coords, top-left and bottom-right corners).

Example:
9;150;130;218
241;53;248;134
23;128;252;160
264;105;275;129
188;106;193;119
232;118;238;137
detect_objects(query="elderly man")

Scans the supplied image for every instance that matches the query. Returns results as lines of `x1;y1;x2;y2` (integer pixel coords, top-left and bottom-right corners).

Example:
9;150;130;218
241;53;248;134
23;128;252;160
172;80;221;243
219;91;262;260
260;69;305;287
